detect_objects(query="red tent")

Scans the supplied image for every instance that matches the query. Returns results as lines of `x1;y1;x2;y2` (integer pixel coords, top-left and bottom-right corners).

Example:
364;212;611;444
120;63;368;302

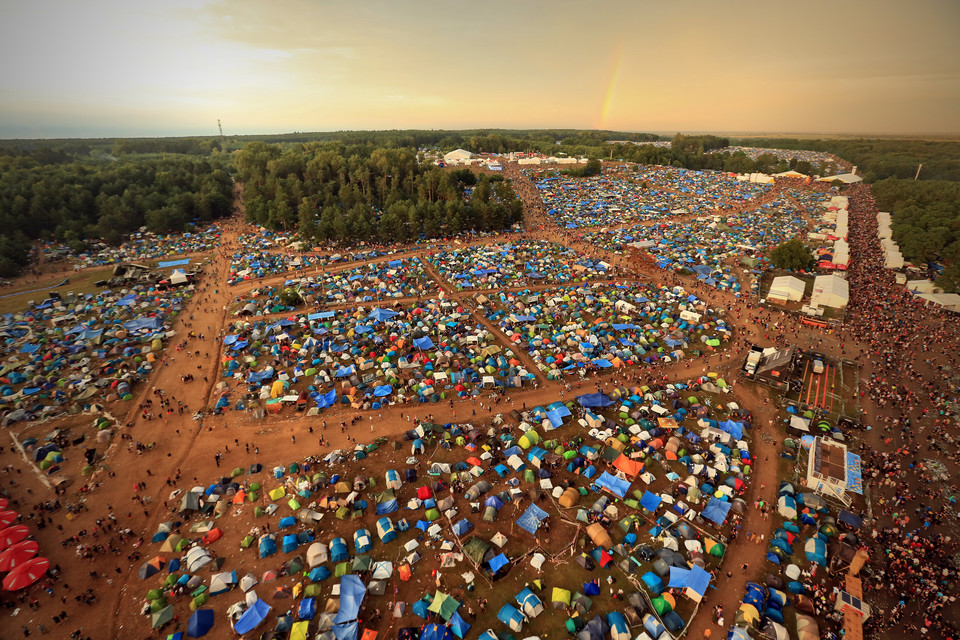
0;511;18;527
0;540;39;572
2;556;49;591
0;525;30;550
202;528;223;544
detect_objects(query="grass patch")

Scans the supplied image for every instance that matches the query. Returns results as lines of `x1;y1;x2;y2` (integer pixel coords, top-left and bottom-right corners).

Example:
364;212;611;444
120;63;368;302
0;267;112;315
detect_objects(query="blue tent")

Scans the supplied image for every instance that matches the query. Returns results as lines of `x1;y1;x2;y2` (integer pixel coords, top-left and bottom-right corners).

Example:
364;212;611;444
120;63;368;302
448;611;471;639
308;566;331;582
421;623;454;640
595;471;629;498
334;575;366;624
702;497;732;526
330;538;348;562
497;604;524;631
298;597;316;620
282;534;298;553
452;518;473;536
607;611;629;638
641;571;664;594
278;516;296;529
412;599;430;619
258;537;277;559
233;599;271;635
376;517;397;543
186;609;214;638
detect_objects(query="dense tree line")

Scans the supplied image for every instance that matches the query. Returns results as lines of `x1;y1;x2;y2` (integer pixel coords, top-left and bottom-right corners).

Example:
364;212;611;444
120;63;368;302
672;134;730;153
235;142;523;245
872;178;960;291
0;153;234;276
741;137;960;182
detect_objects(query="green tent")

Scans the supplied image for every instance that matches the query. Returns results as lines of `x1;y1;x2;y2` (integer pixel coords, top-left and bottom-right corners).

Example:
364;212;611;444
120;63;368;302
334;562;351;577
151;605;174;629
352;555;371;572
424;508;440;521
427;591;461;621
651;596;672;615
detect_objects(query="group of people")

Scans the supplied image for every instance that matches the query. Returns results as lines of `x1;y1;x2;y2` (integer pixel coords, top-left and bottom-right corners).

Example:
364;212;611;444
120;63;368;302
838;183;960;638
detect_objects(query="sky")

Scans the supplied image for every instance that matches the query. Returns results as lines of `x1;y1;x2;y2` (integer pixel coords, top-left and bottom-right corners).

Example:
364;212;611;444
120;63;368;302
1;0;959;138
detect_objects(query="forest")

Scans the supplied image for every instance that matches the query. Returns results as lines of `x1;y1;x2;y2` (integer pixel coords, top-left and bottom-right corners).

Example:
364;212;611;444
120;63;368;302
0;150;233;277
235;142;524;245
872;178;960;292
741;137;960;182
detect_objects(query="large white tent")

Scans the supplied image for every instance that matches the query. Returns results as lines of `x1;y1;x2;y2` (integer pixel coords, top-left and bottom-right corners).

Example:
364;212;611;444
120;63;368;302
810;274;849;309
817;173;863;184
443;149;474;164
768;276;806;302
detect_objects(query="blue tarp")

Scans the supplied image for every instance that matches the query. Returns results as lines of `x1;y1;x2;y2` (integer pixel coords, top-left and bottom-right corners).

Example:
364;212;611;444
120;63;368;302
702;497;732;526
667;564;711;597
123;317;162;332
334;575;366;624
576;393;614;408
640;491;662;513
414;337;435;350
233;598;270;635
516;503;549;535
158;258;191;268
596;471;630;498
368;308;399;321
489;553;509;573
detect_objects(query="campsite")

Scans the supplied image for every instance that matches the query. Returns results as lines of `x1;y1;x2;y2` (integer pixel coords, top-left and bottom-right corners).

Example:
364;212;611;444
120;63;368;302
0;145;957;640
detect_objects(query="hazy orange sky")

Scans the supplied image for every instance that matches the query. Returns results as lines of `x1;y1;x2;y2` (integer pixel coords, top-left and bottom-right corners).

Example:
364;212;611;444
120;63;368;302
2;0;958;138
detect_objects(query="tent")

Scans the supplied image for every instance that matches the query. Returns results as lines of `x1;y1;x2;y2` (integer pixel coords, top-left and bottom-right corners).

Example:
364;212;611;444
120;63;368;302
334;575;367;624
497;604;524;632
768;276;805;303
234;598;271;635
186;609;214;638
515;587;544;617
810;274;849;309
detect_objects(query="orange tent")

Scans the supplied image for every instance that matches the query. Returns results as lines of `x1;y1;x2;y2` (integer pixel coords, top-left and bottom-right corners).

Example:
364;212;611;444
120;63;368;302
612;454;643;478
398;564;412;581
232;490;246;504
361;631;378;640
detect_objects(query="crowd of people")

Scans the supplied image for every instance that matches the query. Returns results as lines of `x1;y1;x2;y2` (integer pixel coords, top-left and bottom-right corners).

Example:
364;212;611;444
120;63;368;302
839;183;960;638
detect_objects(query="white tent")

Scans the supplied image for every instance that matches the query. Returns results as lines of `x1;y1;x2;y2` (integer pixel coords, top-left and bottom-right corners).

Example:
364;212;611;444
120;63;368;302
810;275;849;309
917;293;960;312
817;173;863;184
443;149;474;164
768;276;806;303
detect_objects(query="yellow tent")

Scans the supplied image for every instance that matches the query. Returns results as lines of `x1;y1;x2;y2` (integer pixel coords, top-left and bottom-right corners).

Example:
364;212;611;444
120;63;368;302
268;486;286;501
289;621;309;640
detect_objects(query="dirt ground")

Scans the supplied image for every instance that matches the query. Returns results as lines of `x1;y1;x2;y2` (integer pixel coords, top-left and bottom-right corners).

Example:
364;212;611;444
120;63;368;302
0;169;880;640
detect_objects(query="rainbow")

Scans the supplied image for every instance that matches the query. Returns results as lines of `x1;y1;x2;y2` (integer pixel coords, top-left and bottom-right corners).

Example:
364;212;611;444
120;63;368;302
598;44;624;129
